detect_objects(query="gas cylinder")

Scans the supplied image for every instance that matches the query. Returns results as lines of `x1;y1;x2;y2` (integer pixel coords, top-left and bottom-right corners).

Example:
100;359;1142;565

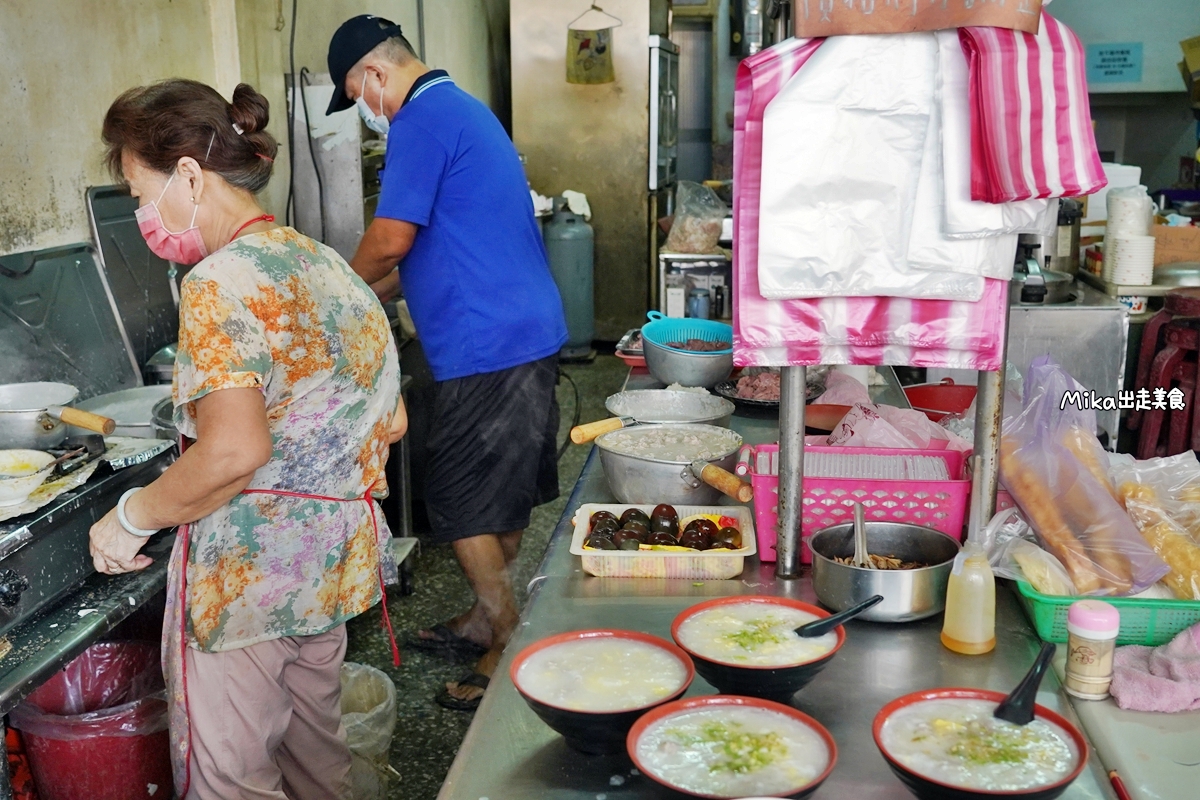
543;198;595;360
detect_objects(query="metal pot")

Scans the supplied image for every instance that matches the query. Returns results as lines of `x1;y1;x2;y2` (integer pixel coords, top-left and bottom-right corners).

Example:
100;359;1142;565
151;397;177;440
809;523;961;623
74;386;173;438
643;339;734;388
595;424;749;505
1011;269;1075;304
0;382;116;450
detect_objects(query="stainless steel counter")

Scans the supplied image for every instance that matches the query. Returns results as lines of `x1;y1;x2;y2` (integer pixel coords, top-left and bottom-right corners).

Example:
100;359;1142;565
438;408;1115;800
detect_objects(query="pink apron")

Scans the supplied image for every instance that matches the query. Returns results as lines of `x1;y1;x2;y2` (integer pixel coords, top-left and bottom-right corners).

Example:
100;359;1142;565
163;486;400;797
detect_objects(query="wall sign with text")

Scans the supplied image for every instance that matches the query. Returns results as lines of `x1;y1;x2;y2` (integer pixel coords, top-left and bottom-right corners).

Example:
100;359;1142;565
1086;43;1144;84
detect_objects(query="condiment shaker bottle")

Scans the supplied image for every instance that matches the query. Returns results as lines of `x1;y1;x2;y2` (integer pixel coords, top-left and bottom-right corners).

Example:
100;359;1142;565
1064;600;1119;700
941;541;996;655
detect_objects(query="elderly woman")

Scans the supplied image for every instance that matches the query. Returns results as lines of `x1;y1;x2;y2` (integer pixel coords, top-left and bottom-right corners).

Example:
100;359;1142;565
88;78;404;799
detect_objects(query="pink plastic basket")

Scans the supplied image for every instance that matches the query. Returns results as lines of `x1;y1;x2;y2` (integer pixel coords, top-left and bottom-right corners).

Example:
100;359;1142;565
747;444;970;563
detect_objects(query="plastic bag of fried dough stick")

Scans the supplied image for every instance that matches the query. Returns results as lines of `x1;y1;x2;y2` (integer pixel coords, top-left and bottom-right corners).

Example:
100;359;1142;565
977;508;1076;595
999;357;1169;596
1110;451;1200;541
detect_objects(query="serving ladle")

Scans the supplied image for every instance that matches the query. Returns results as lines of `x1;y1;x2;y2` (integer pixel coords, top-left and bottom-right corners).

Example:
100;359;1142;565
796;594;884;638
994;642;1057;726
853;502;875;569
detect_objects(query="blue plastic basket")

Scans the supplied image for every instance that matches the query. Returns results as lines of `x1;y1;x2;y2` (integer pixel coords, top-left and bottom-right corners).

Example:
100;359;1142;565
640;312;733;354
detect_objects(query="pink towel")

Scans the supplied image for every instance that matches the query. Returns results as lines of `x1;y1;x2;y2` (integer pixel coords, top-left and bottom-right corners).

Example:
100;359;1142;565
732;39;1008;369
1110;623;1200;713
958;12;1107;203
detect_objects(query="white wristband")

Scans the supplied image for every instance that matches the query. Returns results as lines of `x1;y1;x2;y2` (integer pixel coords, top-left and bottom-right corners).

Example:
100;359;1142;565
116;488;159;538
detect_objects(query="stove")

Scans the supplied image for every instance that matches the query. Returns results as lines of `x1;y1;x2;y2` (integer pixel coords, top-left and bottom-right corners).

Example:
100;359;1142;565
0;449;174;635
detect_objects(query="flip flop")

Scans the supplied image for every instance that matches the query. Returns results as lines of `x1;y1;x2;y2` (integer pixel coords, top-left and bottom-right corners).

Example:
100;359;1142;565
406;624;488;659
436;672;490;712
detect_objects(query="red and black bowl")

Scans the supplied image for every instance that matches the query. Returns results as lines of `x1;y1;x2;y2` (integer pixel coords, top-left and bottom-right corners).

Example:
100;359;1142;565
509;629;695;755
872;689;1090;800
670;596;846;702
627;695;838;799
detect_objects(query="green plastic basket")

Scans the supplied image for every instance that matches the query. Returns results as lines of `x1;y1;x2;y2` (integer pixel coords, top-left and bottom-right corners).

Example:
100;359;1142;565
1015;581;1200;647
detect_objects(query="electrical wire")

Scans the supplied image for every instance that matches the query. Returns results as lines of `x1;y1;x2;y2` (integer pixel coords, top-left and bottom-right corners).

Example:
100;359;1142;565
556;368;581;462
285;0;298;226
299;67;327;243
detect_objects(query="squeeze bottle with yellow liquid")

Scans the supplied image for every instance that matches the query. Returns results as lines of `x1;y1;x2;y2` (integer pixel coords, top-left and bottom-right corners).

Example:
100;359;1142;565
941;541;996;654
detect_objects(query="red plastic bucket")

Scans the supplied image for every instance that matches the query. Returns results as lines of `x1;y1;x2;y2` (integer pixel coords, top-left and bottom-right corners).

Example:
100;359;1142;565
12;642;171;800
903;379;978;422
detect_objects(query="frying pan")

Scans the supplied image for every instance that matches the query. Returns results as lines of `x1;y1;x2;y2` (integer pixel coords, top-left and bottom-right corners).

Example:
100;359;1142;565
0;382;117;450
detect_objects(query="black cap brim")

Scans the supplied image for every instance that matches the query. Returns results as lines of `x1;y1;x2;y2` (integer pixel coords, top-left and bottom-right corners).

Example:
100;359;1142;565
325;15;402;115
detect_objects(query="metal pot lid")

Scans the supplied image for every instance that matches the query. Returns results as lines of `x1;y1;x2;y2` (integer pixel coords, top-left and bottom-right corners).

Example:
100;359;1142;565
595;423;743;464
76;386;173;425
1153;262;1200;287
1011;269;1074;286
146;343;178;367
0;382;79;412
605;390;734;424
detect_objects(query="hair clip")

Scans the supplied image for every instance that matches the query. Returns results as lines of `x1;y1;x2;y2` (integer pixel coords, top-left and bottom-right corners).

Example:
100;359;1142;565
255;153;274;162
232;123;244;135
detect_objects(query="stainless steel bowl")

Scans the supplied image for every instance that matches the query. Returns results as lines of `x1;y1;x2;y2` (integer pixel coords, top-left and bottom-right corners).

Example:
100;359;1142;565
809;523;961;623
596;424;742;505
643;339;734;388
605;390;735;428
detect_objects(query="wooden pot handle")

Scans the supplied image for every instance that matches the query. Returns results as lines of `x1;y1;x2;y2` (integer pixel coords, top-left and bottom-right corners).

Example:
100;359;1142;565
55;406;117;435
697;462;754;503
570;417;628;445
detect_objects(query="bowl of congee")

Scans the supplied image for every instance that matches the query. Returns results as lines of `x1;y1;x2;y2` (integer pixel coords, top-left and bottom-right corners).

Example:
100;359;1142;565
510;629;694;754
627;695;837;799
873;688;1088;800
671;596;845;702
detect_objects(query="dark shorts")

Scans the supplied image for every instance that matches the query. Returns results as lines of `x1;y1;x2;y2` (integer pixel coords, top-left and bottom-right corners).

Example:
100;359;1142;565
424;355;560;544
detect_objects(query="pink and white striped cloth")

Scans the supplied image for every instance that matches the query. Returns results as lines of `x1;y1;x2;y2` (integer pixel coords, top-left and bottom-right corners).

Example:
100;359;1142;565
733;39;1008;370
959;12;1107;203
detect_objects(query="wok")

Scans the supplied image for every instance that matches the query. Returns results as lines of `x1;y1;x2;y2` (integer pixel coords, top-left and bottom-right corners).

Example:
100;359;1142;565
0;382;116;450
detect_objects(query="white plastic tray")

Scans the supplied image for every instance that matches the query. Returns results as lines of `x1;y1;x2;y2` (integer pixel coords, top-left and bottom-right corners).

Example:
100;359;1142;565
569;503;756;579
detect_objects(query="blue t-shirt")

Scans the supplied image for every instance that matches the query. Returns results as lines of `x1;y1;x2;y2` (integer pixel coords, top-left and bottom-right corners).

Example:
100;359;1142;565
375;71;568;382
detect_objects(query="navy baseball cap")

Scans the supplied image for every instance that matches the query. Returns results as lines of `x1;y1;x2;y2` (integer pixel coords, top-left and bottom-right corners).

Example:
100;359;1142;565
325;15;403;115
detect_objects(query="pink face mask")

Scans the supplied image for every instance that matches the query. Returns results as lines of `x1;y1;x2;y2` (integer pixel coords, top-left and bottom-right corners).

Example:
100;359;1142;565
135;171;209;265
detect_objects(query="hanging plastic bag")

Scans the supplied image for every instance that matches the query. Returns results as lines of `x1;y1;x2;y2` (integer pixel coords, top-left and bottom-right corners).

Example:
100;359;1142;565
663;181;726;254
341;662;398;800
998;357;1169;596
566;4;621;85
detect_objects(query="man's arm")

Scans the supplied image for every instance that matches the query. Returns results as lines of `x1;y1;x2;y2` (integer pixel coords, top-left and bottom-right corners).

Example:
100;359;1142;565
350;218;419;284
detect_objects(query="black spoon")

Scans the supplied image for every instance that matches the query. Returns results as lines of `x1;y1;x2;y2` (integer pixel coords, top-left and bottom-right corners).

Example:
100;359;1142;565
796;595;884;638
994;642;1057;726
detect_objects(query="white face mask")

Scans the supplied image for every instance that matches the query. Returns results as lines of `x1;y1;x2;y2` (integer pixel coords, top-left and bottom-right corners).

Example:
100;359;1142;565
356;71;390;136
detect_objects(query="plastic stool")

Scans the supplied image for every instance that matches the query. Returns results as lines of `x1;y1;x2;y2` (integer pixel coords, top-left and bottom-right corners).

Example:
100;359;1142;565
1129;288;1200;430
1135;319;1200;459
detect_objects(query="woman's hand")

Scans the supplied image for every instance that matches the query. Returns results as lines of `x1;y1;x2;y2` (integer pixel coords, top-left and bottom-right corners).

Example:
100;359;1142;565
89;507;154;574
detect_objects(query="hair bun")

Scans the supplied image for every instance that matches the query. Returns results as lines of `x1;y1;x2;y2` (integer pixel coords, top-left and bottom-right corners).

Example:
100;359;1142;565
229;83;270;136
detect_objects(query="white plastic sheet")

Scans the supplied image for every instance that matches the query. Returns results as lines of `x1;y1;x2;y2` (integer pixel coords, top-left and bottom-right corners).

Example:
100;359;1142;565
758;34;986;301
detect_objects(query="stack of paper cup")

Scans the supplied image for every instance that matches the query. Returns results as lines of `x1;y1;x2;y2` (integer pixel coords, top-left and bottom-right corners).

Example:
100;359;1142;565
1103;234;1156;286
1106;185;1153;239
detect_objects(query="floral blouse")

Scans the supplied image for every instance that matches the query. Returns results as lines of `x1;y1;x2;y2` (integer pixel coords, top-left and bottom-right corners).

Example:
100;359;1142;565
172;227;401;652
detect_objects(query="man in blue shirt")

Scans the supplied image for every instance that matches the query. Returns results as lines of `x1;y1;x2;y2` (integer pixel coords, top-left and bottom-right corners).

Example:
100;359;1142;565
326;15;568;711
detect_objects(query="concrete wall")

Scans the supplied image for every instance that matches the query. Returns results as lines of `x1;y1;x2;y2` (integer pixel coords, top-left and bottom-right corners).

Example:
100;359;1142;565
511;0;654;339
0;0;217;255
0;0;509;257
